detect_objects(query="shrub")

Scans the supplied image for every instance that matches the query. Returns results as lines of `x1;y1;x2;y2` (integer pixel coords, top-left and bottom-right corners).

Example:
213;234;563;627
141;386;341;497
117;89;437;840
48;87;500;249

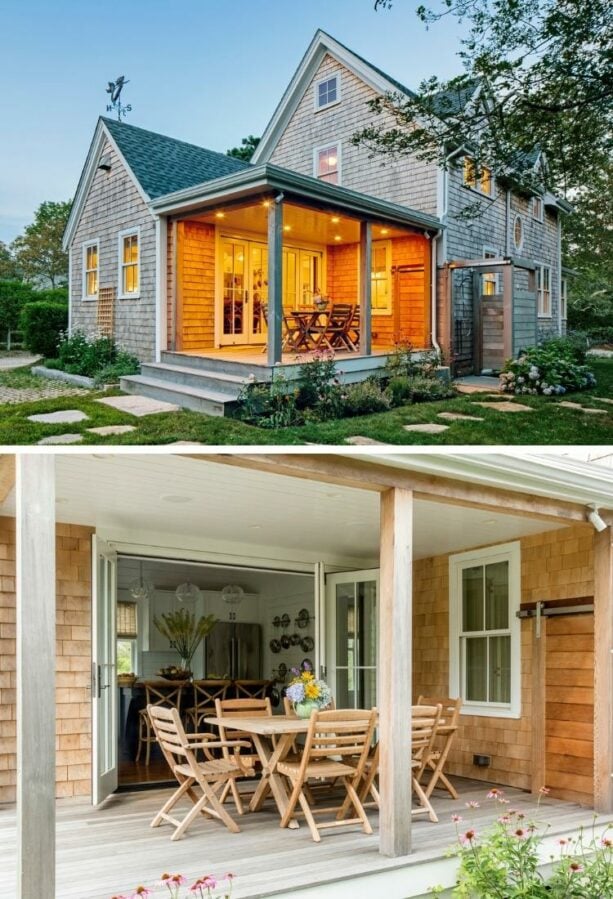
0;281;35;341
297;350;344;421
384;341;444;380
48;330;140;381
20;301;68;357
93;352;140;386
501;340;597;396
35;286;68;305
387;375;454;406
236;372;302;429
341;379;390;417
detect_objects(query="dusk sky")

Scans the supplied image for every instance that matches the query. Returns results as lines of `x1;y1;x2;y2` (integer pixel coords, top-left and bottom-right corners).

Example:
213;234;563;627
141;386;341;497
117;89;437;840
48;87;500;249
0;0;465;244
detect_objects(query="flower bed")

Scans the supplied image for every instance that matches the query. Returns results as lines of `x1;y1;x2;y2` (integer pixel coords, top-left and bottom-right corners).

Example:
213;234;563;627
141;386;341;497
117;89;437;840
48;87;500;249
45;330;140;386
112;871;234;898
500;338;597;396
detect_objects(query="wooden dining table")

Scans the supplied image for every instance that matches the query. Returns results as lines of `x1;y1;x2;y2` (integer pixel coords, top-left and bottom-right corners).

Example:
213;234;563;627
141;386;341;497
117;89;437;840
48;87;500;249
289;309;329;351
205;714;313;828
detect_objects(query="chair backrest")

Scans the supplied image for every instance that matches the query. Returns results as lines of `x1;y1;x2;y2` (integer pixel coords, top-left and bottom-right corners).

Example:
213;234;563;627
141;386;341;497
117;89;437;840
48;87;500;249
234;679;270;700
302;708;376;768
214;697;272;750
417;695;462;732
192;679;232;711
147;704;192;773
328;303;354;325
411;703;442;763
142;680;184;711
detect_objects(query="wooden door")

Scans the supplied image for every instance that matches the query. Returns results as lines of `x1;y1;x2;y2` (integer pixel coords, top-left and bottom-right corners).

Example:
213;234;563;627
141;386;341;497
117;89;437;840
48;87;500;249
393;267;425;346
545;612;594;805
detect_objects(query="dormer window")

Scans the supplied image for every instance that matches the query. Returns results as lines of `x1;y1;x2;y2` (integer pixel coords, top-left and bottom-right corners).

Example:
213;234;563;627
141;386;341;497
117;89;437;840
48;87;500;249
463;157;493;196
531;196;544;222
315;143;341;184
315;74;340;111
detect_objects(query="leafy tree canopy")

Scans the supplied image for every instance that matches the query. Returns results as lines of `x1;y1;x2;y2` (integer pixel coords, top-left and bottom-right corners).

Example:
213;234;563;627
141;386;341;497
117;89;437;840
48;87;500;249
0;241;21;281
12;200;72;288
363;0;612;198
227;135;260;162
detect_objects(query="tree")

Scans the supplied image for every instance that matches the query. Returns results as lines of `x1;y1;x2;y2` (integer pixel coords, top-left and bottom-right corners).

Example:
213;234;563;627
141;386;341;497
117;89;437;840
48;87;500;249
227;135;260;162
0;241;20;281
12;200;72;288
0;281;35;348
362;0;613;198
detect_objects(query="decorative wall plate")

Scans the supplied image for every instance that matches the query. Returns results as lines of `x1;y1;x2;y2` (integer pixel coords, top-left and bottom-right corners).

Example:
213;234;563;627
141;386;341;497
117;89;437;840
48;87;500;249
302;657;313;670
272;616;281;628
269;639;281;654
277;662;287;679
300;636;314;652
280;613;291;628
280;634;291;649
296;608;311;628
290;632;301;646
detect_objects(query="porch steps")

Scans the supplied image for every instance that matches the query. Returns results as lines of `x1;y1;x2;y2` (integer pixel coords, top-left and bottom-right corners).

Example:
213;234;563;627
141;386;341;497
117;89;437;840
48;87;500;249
119;374;239;416
161;351;273;381
140;362;248;394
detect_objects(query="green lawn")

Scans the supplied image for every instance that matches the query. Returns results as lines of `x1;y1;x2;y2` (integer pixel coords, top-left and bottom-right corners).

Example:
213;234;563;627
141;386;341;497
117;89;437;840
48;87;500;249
0;359;611;446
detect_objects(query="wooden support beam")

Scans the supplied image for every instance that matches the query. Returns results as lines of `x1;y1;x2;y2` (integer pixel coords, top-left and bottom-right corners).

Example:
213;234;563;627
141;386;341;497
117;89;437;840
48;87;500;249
531;615;547;795
0;455;15;503
194;454;593;525
267;199;284;366
16;455;56;898
594;526;613;813
360;221;372;355
503;264;513;360
378;487;413;857
175;221;184;352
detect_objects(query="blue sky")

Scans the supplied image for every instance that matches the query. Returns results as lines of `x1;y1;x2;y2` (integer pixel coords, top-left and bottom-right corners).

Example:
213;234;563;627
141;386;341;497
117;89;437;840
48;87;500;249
0;0;465;244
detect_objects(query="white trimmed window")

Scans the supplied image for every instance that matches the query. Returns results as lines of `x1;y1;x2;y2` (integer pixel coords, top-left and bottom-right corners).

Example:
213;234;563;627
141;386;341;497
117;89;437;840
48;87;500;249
315;144;341;185
117;600;138;675
371;240;392;314
482;246;500;296
531;196;544;222
82;241;99;299
513;215;524;252
463;157;493;196
449;541;521;718
118;228;140;298
561;277;568;320
537;264;552;317
315;74;340;110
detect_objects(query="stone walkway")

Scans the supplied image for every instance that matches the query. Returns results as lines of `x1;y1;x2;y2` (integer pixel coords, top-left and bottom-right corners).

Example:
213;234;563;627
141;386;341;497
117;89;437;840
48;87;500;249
0;353;41;370
0;383;90;404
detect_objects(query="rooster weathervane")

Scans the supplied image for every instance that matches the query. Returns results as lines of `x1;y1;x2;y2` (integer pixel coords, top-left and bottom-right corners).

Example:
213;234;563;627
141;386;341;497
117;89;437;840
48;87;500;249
106;75;132;121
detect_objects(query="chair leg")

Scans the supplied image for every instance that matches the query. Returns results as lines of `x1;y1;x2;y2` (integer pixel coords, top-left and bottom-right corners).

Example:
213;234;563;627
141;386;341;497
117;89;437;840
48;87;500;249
412;775;438;823
136;716;143;762
280;777;304;830
145;722;152;766
344;777;372;834
297;788;321;843
151;777;194;828
229;778;244;815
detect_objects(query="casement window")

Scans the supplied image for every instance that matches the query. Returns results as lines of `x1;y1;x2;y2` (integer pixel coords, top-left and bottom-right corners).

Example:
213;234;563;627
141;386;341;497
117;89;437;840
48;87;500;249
537;264;552;317
463;157;493;196
513;215;524;252
118;228;140;298
449;542;521;719
82;241;99;299
482;246;500;296
531;196;544;222
561;277;568;320
117;600;138;675
315;74;340;110
315;144;341;185
371;240;392;314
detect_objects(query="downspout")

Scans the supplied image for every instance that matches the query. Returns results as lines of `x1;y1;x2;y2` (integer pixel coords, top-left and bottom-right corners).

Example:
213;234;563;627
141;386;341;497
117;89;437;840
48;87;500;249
557;214;563;335
430;230;442;355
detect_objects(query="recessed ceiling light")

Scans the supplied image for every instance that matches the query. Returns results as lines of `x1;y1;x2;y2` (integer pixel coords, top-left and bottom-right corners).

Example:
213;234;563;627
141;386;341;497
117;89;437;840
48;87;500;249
215;212;225;219
331;216;340;224
334;235;342;241
160;494;192;504
381;228;389;235
283;224;291;231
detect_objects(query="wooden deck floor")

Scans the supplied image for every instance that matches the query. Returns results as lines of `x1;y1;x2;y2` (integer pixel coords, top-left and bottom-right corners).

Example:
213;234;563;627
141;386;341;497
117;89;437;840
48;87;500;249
0;779;606;899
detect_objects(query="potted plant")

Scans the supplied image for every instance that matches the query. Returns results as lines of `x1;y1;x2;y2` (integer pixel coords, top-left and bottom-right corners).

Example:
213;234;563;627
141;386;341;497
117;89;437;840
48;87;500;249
285;661;332;718
153;608;217;679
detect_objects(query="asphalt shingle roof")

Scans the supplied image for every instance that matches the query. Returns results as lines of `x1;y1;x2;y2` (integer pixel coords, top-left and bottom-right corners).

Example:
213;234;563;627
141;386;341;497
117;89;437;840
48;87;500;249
102;117;249;199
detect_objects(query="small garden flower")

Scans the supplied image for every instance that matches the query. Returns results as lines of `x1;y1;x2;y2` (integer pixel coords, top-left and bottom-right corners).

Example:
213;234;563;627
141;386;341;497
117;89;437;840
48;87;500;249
465;800;480;809
451;814;463;823
487;788;504;799
569;862;584;873
460;829;477;844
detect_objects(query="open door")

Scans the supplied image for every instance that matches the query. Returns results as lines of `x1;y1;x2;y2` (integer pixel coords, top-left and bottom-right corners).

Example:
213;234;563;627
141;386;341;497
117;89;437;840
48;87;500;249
325;569;379;709
92;536;118;805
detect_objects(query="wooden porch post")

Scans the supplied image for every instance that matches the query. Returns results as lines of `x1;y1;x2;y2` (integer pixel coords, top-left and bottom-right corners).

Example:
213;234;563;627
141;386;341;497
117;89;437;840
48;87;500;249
267;199;284;366
594;525;613;813
378;487;413;857
502;263;513;360
360;221;372;355
16;455;56;898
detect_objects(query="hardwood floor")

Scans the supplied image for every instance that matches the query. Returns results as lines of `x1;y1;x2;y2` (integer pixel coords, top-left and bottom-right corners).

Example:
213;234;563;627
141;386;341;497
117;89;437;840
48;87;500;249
118;758;173;787
0;778;608;899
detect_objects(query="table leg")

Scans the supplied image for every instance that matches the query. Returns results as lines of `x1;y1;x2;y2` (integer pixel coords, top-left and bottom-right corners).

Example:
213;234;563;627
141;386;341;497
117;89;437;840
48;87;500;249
249;732;299;828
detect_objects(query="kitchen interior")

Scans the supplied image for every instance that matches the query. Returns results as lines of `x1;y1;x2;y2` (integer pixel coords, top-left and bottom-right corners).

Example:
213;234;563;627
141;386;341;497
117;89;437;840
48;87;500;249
116;555;316;789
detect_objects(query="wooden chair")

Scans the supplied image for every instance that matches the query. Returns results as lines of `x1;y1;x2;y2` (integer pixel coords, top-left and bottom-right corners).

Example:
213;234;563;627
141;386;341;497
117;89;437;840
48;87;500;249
411;703;443;822
277;708;377;842
234;679;271;700
417;695;462;799
136;680;185;766
311;303;356;351
184;679;232;732
214;697;273;814
147;705;253;841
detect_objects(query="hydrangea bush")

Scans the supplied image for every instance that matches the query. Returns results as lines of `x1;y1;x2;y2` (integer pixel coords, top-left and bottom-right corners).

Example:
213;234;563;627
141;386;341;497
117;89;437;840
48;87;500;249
500;339;596;396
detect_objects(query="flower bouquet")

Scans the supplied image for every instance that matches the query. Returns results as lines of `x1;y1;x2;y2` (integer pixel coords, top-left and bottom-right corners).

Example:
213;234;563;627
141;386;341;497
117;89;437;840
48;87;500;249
285;662;332;718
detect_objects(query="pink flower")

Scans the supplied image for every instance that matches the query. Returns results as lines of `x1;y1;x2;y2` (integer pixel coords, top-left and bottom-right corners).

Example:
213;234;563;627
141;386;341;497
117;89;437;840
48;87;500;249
569;862;584;873
498;815;511;824
558;838;569;846
513;828;528;840
460;828;477;845
451;814;463;823
465;800;480;809
539;786;550;795
131;889;152;898
225;873;236;881
601;837;613;848
487;788;504;800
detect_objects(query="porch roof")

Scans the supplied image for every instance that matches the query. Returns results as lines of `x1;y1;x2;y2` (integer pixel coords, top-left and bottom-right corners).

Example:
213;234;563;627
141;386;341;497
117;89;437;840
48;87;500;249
148;162;444;234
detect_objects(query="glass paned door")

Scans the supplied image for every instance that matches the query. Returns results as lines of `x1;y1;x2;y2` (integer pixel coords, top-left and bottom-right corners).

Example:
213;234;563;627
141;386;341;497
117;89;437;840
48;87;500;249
92;536;118;805
326;569;378;709
221;239;269;345
250;244;268;340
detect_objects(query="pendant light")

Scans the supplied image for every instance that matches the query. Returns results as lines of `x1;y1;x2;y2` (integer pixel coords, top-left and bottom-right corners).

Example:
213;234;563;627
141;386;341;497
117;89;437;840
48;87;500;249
129;561;154;601
175;581;202;604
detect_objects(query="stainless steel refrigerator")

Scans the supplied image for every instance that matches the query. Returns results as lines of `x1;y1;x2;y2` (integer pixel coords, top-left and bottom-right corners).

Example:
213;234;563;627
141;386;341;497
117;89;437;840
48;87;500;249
205;621;262;679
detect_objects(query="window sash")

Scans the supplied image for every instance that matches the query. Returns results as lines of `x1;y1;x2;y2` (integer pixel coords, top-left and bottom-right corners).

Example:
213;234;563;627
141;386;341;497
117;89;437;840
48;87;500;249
561;278;568;318
84;243;98;296
538;265;551;316
317;145;339;184
463;157;492;195
117;600;137;639
371;240;391;313
317;77;338;108
532;197;543;221
121;233;139;295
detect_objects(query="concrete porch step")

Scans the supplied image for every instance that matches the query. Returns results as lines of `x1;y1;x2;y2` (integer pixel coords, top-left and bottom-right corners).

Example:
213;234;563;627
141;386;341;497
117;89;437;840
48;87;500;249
140;362;247;396
161;351;273;381
119;374;238;416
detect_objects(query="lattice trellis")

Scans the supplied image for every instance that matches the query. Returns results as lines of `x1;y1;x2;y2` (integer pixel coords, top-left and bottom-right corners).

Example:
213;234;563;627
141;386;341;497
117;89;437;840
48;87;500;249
96;286;116;337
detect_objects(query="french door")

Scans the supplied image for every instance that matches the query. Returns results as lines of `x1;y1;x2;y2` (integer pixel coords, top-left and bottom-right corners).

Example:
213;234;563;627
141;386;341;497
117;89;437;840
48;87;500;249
325;569;379;709
221;238;268;345
92;536;118;805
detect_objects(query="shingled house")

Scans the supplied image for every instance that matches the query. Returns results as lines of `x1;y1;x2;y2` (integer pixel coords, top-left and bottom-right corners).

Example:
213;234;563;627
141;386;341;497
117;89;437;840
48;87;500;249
63;30;571;413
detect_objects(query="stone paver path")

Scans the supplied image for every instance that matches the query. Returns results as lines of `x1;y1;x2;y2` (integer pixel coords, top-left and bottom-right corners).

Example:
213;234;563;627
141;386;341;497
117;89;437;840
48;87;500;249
28;409;89;424
0;383;89;405
455;376;502;394
87;425;137;436
437;412;484;422
594;397;613;406
0;353;41;370
558;401;608;414
345;436;393;445
97;396;180;417
38;434;83;445
403;423;449;434
473;401;534;413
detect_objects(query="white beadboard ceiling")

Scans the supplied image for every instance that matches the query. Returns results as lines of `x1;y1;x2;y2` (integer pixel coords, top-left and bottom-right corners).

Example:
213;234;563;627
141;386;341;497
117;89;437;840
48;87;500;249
2;455;563;563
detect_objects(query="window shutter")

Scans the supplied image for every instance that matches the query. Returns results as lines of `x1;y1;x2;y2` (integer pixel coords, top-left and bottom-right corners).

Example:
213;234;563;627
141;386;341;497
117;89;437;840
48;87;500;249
117;601;137;639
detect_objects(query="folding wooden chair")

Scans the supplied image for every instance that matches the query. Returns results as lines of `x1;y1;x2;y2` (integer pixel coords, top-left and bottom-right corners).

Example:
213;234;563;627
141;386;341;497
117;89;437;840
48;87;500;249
214;697;273;814
147;705;253;841
184;679;232;732
277;708;377;842
417;695;462;799
411;703;443;822
311;303;355;351
136;680;185;766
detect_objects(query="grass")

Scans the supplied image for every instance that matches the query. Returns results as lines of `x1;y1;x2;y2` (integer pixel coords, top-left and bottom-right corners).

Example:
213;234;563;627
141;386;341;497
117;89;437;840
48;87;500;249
0;359;611;446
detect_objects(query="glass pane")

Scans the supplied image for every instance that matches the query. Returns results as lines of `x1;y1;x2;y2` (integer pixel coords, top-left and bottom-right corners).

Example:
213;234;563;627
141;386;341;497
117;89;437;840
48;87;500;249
335;668;351;710
489;635;511;703
465;637;487;702
223;242;245;335
335;583;355;667
485;561;509;630
357;580;377;667
250;245;268;335
355;668;376;711
462;566;483;632
283;249;297;309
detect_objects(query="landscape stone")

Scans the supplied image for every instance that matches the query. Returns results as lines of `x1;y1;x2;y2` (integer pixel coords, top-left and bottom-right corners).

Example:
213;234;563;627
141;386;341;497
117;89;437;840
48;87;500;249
37;434;83;445
345;436;393;445
557;401;585;410
28;409;89;424
594;397;613;405
473;401;534;413
437;412;484;422
87;425;137;436
96;395;180;417
403;423;449;434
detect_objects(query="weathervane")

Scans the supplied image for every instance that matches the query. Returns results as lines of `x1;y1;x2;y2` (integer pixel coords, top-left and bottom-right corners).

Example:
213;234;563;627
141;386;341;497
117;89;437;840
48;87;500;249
106;75;132;121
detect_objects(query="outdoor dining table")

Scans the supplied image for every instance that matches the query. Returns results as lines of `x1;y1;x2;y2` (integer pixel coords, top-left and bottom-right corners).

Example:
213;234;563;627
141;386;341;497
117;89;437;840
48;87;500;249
289;309;329;351
205;714;314;829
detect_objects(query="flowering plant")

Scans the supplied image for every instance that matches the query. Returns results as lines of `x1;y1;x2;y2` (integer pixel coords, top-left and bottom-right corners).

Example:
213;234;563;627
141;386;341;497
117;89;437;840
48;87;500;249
111;872;234;899
285;661;332;709
500;341;596;396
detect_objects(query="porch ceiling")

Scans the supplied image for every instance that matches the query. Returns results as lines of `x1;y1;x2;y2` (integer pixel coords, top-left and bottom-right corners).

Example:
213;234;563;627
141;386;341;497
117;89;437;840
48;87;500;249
0;455;563;564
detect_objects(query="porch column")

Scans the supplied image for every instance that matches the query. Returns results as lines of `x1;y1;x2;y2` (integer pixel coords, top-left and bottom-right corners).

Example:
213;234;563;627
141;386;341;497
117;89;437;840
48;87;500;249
359;221;372;355
594;525;613;813
378;487;413;857
267;198;284;366
16;455;56;899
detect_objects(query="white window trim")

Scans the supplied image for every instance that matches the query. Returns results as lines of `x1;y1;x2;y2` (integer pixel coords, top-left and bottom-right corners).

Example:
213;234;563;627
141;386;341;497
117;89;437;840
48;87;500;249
538;263;552;318
531;196;544;223
462;156;494;198
371;239;393;316
117;226;141;300
314;73;341;112
482;245;501;294
512;214;524;252
313;142;342;186
561;277;568;320
81;238;99;301
449;540;522;719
